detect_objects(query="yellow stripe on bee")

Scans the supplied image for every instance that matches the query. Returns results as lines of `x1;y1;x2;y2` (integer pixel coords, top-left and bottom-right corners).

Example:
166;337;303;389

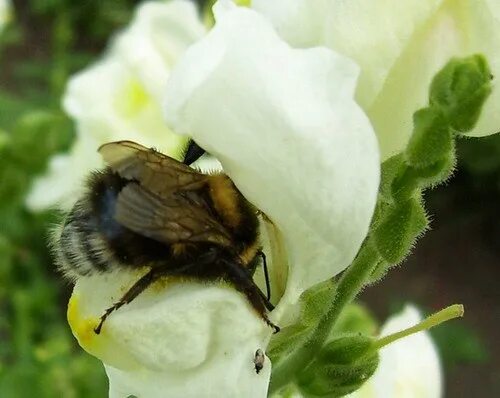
207;175;241;229
239;240;260;267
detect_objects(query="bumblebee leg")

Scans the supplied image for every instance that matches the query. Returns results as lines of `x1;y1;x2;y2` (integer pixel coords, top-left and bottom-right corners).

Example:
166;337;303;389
93;253;217;335
258;250;272;302
220;258;280;334
94;268;159;334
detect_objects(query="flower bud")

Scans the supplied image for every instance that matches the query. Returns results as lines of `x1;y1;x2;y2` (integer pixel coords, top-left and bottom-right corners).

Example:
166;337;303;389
430;55;492;132
297;335;379;397
406;107;452;169
373;197;428;264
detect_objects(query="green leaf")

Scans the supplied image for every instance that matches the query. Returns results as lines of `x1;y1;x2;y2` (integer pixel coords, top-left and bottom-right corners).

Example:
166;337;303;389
373;196;428;264
406;107;452;168
429;54;493;132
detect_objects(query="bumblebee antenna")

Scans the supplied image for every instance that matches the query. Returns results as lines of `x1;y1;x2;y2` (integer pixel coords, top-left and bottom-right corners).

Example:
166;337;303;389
183;140;206;165
258;251;272;302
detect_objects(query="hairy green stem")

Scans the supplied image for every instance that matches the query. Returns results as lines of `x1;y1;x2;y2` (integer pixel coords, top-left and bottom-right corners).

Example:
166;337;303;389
269;240;381;393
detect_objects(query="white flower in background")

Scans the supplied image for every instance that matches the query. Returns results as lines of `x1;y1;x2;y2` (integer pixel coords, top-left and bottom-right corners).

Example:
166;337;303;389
26;0;206;211
68;2;379;397
253;0;500;159
0;0;11;33
349;305;442;398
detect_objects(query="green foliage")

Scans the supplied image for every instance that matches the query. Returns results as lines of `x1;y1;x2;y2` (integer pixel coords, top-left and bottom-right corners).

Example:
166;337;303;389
0;1;144;396
0;108;106;395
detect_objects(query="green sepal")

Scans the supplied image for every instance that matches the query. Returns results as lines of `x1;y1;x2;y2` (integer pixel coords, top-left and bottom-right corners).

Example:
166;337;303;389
297;335;379;397
412;152;456;189
429;54;492;132
332;303;378;337
406;107;452;168
391;152;455;201
267;279;336;367
367;258;391;284
379;154;405;203
373;196;428;264
390;166;420;202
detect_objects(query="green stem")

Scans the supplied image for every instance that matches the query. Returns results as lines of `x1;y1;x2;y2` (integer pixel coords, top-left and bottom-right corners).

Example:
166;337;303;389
269;240;381;393
372;304;464;351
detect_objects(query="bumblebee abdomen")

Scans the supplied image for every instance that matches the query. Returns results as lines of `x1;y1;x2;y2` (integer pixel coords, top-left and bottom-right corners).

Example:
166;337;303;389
55;169;174;279
55;199;118;279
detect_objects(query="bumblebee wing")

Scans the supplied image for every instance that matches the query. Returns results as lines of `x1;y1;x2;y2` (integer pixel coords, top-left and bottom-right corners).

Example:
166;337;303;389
98;140;206;195
115;182;233;247
99;141;232;246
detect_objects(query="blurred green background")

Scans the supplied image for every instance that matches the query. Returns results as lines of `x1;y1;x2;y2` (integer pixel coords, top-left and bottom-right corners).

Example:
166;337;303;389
0;0;499;397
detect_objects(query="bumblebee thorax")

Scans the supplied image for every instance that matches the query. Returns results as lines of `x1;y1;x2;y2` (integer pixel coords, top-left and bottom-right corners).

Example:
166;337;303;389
207;174;260;257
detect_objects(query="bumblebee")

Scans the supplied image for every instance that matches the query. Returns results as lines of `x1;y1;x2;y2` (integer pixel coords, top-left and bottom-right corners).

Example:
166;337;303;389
55;140;278;334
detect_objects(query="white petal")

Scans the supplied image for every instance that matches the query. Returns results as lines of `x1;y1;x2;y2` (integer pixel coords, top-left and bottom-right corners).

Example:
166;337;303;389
164;2;380;303
68;271;271;398
63;57;186;152
254;0;500;159
26;134;101;211
112;0;206;100
349;305;442;398
27;0;205;210
363;0;500;157
252;0;330;48
0;0;11;33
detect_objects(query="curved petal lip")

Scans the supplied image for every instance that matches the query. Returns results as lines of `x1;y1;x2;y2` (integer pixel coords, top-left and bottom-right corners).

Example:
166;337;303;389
164;3;380;297
68;270;273;398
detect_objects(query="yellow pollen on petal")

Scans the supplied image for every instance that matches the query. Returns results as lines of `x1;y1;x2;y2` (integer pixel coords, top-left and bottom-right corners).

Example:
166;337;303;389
67;293;142;371
114;78;150;118
67;294;101;351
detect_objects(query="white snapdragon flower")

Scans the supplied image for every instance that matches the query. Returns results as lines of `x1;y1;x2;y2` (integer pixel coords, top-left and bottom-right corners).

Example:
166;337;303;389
0;0;11;33
27;0;206;211
68;2;379;397
349;305;442;398
253;0;500;159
